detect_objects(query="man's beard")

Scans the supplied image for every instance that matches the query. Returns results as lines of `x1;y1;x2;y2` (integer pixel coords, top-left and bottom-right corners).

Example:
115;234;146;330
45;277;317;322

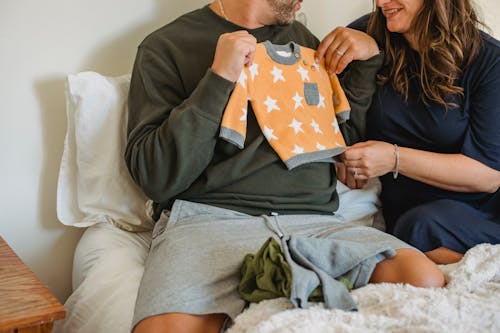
268;0;300;25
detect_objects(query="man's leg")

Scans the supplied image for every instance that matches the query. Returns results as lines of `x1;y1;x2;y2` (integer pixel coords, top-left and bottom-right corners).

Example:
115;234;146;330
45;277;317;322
277;214;445;289
133;201;275;333
134;313;227;333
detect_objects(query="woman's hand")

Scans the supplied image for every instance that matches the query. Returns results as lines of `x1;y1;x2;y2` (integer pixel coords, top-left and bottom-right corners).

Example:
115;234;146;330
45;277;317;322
335;161;367;189
342;141;396;180
315;27;380;74
343;141;500;193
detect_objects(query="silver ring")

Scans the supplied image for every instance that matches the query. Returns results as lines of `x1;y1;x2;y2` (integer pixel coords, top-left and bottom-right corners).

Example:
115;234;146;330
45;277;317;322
353;168;359;178
335;49;344;57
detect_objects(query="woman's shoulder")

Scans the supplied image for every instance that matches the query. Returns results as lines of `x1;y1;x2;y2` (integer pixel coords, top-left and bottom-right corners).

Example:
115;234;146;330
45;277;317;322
462;31;500;93
347;14;371;32
479;31;500;55
468;31;500;73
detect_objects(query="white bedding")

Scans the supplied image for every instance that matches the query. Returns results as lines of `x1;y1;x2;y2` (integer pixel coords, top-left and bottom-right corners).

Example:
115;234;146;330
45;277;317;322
54;179;500;333
228;243;500;333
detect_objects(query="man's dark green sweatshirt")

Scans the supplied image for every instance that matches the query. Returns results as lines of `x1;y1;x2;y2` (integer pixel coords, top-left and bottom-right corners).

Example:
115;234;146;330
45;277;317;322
125;6;383;220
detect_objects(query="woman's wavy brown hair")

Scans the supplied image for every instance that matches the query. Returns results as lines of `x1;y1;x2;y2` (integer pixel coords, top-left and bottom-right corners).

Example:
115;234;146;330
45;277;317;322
367;0;483;108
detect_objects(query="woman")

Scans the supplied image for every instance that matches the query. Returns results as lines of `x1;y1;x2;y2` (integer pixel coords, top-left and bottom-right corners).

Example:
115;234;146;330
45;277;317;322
317;0;500;264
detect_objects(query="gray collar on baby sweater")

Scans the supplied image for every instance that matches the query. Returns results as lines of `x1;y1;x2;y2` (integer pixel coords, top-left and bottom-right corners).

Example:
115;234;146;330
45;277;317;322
263;40;302;65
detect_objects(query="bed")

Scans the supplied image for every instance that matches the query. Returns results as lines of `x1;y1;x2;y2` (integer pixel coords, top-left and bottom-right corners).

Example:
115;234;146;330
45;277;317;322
53;72;500;333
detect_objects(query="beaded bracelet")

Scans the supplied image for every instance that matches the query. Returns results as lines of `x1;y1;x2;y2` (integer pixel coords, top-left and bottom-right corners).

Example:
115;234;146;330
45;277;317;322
393;144;399;179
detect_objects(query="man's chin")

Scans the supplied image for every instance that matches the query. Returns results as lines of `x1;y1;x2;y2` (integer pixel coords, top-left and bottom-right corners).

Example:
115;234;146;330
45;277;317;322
276;15;297;26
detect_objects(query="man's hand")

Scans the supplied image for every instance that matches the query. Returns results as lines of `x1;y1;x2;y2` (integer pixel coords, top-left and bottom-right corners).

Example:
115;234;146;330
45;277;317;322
315;27;379;74
211;31;257;82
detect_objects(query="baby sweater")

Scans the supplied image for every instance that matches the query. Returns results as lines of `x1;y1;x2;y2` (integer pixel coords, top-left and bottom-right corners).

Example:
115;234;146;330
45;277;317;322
220;41;350;170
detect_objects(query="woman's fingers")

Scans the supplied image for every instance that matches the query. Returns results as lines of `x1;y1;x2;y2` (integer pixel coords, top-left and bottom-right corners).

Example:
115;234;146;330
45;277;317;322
317;27;380;73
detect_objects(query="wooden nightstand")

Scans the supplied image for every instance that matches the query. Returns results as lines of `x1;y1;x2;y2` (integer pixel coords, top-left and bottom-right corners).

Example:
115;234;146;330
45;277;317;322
0;236;66;333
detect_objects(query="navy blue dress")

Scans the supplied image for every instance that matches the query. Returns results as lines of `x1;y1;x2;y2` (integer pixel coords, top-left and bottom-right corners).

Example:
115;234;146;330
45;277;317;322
350;15;500;253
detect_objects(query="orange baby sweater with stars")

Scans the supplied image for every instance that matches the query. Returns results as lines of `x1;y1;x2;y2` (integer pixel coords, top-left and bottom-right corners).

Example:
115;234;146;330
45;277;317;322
220;41;350;170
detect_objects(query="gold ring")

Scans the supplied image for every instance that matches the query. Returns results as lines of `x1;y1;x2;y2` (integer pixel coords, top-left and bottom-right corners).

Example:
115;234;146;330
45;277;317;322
335;49;344;56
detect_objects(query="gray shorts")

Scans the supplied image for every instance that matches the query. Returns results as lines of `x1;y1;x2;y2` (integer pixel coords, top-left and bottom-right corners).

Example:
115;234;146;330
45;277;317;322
133;200;412;328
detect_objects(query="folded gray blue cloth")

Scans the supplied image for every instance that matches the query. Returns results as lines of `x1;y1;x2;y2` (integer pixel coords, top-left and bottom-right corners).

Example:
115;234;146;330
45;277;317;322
281;235;396;311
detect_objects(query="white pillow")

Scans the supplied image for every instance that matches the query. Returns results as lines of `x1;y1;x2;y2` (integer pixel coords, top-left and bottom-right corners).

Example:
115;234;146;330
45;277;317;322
57;72;154;232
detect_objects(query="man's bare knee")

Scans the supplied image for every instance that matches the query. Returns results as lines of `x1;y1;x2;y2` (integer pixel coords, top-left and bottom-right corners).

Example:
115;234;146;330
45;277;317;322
133;312;227;333
370;248;445;288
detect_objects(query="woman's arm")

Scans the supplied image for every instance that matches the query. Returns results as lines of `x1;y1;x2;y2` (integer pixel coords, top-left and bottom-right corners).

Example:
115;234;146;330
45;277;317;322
343;140;500;193
342;34;500;193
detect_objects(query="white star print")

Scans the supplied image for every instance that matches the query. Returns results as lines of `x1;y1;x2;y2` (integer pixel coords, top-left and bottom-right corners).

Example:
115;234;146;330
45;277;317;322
332;120;340;134
263;125;279;141
318;94;326;108
271;66;285;83
292;144;305;155
237;70;248;88
297;66;310;81
240;108;247;121
264;96;280;113
292;92;304;109
316;143;326;150
312;62;320;71
249;63;259;81
310;119;323;134
289;118;304;134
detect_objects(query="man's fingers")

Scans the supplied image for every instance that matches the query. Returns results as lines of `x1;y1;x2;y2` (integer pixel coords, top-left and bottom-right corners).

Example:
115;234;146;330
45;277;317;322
212;31;257;81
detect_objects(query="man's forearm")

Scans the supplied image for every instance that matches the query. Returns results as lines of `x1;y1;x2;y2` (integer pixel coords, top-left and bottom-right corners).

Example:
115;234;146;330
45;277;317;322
125;69;234;203
339;53;383;145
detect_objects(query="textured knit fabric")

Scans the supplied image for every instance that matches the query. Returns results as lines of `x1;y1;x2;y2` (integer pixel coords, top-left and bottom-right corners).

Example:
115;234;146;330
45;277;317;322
281;235;394;310
349;15;500;249
125;6;383;220
220;42;349;169
239;237;326;303
239;237;294;302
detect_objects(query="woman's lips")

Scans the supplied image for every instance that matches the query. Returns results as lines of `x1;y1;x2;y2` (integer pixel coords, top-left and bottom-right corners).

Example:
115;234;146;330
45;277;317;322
384;8;402;19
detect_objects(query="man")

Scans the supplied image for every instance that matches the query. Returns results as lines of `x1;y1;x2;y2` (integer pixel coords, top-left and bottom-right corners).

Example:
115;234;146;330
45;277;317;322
126;1;445;332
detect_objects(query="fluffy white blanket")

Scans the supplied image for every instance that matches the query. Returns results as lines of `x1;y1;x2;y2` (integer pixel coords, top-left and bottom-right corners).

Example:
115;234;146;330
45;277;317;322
228;244;500;333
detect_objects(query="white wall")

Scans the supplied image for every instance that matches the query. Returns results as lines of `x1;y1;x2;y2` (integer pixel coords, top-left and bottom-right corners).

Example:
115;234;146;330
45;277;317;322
0;0;206;303
0;0;498;303
300;0;371;38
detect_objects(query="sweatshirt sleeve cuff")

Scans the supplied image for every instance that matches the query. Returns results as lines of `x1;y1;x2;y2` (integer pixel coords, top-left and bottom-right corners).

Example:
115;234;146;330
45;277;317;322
356;52;384;73
188;69;236;123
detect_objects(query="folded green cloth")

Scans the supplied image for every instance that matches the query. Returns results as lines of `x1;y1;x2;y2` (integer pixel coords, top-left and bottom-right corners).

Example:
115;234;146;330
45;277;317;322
239;237;291;302
239;237;352;303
